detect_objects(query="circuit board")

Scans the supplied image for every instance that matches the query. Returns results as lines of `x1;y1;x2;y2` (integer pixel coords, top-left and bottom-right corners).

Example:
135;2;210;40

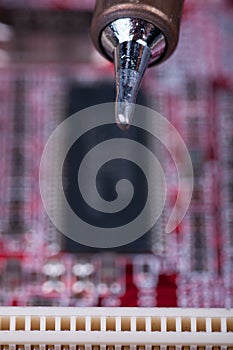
0;0;232;307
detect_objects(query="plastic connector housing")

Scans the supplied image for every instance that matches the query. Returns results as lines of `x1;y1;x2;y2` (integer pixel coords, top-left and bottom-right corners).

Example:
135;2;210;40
0;307;232;348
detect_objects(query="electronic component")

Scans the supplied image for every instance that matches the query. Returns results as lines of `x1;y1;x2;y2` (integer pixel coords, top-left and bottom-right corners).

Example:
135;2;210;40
0;307;232;346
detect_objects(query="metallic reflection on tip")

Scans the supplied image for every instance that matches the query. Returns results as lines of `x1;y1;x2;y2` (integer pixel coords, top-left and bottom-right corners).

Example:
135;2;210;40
101;18;166;129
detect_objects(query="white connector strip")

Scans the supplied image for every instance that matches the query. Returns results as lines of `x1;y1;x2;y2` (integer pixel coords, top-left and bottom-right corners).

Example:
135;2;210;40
0;307;232;347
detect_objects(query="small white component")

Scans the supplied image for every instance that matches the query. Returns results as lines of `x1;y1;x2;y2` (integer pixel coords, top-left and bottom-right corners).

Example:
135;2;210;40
0;307;232;347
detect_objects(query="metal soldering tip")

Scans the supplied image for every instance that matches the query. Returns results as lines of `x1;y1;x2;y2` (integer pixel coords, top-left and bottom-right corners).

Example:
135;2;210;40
115;102;134;130
100;18;166;129
114;40;151;130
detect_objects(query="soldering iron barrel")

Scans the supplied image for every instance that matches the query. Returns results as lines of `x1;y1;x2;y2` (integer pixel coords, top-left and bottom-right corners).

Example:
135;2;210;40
91;0;185;65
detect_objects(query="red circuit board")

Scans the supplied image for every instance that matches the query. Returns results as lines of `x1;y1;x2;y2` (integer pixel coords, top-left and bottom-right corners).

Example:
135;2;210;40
0;0;232;307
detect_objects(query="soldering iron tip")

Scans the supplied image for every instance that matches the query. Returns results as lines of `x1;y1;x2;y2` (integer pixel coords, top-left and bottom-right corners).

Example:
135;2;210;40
114;40;151;130
101;18;166;130
115;102;135;130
